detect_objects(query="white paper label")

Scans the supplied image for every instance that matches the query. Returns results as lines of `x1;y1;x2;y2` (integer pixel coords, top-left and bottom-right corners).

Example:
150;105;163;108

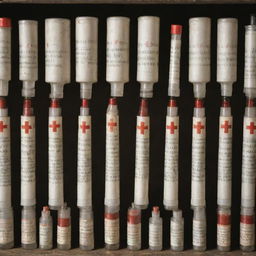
170;219;184;248
48;116;63;207
149;223;162;248
104;218;119;244
0;117;11;208
217;224;231;247
240;223;255;247
79;218;94;247
105;113;119;207
127;223;141;247
217;116;232;207
134;116;150;207
241;117;256;208
0;218;13;244
193;219;206;247
39;223;52;247
164;116;179;209
21;116;36;206
77;115;92;208
21;218;36;244
57;225;71;245
191;117;206;207
0;28;11;81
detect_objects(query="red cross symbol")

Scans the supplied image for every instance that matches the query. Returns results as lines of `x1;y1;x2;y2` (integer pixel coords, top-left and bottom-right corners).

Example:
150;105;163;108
193;121;204;134
108;119;117;132
246;122;256;134
166;121;177;134
0;121;7;133
80;121;90;134
221;120;231;134
137;122;148;135
49;121;60;132
22;121;32;134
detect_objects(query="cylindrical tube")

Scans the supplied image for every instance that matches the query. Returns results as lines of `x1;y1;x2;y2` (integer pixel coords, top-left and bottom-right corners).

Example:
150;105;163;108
106;17;130;97
19;20;38;98
39;206;53;250
217;99;232;208
104;205;119;250
192;207;206;251
21;205;37;249
137;16;160;98
21;99;36;206
168;25;182;97
127;203;141;251
189;17;211;98
241;99;256;208
240;207;255;251
0;207;13;249
149;206;162;251
217;18;238;97
134;99;150;209
77;99;92;209
0;18;11;97
217;207;231;252
48;99;63;209
170;209;184;251
76;17;98;99
163;99;179;210
79;208;94;250
105;98;119;208
45;18;70;99
191;99;206;208
57;204;71;250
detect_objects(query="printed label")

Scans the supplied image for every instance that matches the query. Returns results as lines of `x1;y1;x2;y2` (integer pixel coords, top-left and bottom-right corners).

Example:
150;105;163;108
169;39;181;89
39;223;52;247
0;218;13;244
134;116;150;206
127;223;141;247
21;218;36;244
57;225;71;245
77;115;92;208
149;223;162;248
193;219;206;247
104;217;119;244
217;224;231;247
170;219;184;248
21;116;36;206
79;218;94;247
0;29;11;80
105;113;119;207
240;223;255;247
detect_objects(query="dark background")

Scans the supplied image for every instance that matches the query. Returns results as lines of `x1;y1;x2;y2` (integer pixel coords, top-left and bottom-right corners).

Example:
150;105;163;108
0;3;253;250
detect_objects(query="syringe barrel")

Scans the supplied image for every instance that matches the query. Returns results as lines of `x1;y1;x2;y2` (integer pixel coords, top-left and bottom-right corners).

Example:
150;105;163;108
76;17;98;84
189;17;211;84
45;18;70;86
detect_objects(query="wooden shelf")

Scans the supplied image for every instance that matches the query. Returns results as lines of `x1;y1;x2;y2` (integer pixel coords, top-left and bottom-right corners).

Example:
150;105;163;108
1;249;256;256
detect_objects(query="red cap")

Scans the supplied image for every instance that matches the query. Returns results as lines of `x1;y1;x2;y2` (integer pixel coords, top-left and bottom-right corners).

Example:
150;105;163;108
0;18;11;28
171;25;182;35
109;97;117;105
43;206;50;212
247;98;255;107
50;99;60;108
138;98;148;116
0;98;6;109
153;206;159;213
195;99;204;108
222;99;230;108
81;99;89;108
168;99;177;107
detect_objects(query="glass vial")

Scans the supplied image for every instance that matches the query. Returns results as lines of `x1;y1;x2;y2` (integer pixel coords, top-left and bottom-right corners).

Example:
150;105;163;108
0;207;13;249
39;206;52;250
170;209;184;251
193;207;206;251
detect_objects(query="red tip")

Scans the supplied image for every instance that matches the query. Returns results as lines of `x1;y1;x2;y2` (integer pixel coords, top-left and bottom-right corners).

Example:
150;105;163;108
43;206;50;212
81;99;89;108
50;99;60;108
0;18;11;28
153;206;159;213
0;98;6;109
23;99;33;116
109;98;117;105
168;99;177;107
138;98;148;116
171;25;182;35
23;99;32;109
222;99;230;108
195;99;204;108
247;98;255;107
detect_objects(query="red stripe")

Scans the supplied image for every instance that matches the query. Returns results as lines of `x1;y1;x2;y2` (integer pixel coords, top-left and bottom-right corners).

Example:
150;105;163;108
58;218;70;227
240;215;254;224
105;212;119;220
128;214;141;224
218;214;230;225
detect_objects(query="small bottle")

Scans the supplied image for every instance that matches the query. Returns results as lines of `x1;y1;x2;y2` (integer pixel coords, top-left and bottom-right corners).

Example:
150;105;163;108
39;206;52;250
79;208;94;250
217;207;231;252
170;209;184;251
57;203;71;250
149;206;163;251
0;207;13;249
21;205;37;249
240;207;255;252
127;203;141;250
193;207;206;251
104;205;119;250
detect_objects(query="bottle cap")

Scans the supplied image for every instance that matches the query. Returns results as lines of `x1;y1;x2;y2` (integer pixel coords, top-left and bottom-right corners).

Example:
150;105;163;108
171;24;182;35
0;18;11;28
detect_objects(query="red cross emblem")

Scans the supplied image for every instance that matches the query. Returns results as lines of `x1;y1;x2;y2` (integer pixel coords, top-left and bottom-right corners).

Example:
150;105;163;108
49;121;60;132
80;121;90;134
246;122;256;134
137;121;148;135
166;121;177;134
0;121;7;133
221;120;231;134
108;119;117;132
193;121;204;134
22;121;32;134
